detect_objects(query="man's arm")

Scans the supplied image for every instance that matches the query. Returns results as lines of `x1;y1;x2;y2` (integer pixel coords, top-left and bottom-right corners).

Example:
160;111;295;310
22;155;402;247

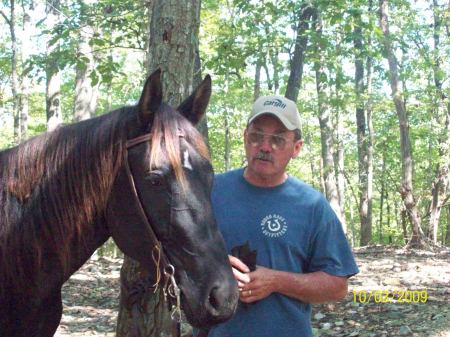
230;256;348;304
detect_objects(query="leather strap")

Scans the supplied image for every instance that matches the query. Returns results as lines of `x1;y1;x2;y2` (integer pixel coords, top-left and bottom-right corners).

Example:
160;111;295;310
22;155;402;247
125;133;180;337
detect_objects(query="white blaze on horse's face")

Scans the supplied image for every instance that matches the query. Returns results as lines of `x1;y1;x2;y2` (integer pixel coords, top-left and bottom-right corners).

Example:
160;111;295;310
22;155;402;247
183;150;193;170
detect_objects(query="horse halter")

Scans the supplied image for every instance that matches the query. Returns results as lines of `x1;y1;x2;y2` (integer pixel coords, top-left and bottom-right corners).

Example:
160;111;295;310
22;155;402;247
124;133;182;324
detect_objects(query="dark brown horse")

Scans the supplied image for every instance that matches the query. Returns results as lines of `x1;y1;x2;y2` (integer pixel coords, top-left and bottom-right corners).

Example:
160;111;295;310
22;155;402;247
0;70;238;336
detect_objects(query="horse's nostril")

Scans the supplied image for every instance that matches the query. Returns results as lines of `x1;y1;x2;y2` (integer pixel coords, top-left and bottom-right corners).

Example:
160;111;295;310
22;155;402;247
208;286;220;310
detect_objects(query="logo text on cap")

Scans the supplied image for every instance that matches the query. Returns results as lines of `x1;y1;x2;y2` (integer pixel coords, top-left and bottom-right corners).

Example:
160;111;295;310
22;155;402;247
263;99;286;109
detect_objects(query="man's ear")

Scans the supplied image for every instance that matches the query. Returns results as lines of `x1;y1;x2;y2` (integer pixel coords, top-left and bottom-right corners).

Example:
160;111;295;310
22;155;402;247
177;75;212;125
292;139;304;159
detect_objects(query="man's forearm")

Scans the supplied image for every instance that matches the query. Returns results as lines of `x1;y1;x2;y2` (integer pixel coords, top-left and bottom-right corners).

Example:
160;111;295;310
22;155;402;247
271;270;348;304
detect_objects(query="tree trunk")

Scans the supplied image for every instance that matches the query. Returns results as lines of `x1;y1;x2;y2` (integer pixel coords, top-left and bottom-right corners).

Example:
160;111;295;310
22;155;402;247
2;0;19;141
366;0;375;244
116;1;202;336
354;8;371;245
379;0;425;248
333;40;346;233
253;56;262;101
285;3;313;102
428;0;450;244
335;114;346;232
146;0;201;105
224;112;230;171
313;9;343;223
268;46;280;94
74;24;98;122
116;256;171;337
18;10;31;140
446;204;450;246
193;33;209;143
378;157;386;243
46;0;62;131
401;208;408;244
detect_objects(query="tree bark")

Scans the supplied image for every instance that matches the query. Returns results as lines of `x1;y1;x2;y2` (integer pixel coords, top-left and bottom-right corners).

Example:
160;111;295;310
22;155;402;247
116;1;202;336
46;0;63;131
379;0;425;248
74;24;99;122
285;3;313;102
312;9;343;224
193;32;209;144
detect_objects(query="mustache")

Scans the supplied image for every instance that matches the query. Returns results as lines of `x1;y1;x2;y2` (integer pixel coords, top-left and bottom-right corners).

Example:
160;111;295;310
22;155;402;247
254;151;273;162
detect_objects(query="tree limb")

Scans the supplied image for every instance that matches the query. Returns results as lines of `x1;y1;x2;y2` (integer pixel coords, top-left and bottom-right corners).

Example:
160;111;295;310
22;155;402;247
0;10;11;26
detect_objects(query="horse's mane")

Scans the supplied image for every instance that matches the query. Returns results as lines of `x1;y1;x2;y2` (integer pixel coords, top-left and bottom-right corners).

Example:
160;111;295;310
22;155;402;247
0;104;209;294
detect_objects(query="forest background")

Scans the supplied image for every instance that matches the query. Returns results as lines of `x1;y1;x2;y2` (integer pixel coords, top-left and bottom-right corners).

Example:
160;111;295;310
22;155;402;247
1;0;450;251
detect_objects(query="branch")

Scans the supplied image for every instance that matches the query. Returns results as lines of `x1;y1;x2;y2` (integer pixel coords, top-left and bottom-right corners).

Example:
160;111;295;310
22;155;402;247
0;10;11;26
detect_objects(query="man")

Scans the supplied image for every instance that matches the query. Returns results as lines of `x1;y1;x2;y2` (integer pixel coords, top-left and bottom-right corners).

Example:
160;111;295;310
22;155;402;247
203;95;359;337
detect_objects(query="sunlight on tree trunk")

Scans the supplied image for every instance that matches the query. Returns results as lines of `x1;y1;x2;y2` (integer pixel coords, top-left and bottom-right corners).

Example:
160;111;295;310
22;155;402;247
74;24;98;122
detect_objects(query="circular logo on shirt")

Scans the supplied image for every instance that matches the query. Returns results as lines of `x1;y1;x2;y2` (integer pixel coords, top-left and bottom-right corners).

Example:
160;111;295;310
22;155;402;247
260;214;288;237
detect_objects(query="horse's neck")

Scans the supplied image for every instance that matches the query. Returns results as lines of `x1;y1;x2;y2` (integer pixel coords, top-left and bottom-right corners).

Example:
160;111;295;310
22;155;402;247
63;217;110;282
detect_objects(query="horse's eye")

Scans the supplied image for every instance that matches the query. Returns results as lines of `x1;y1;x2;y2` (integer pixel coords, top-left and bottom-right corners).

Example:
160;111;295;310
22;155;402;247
146;172;164;187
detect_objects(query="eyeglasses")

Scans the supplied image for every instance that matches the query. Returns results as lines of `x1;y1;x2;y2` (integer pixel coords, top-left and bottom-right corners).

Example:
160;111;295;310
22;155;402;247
246;131;289;151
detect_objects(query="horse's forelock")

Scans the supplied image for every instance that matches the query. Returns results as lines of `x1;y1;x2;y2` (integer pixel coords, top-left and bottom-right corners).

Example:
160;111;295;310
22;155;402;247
149;105;210;190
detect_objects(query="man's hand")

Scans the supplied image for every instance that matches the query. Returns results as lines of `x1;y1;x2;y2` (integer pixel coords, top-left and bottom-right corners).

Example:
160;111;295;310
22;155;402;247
239;266;275;303
229;256;269;303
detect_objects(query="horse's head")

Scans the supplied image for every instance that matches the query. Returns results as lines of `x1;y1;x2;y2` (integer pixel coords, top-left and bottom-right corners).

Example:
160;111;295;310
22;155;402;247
106;70;238;327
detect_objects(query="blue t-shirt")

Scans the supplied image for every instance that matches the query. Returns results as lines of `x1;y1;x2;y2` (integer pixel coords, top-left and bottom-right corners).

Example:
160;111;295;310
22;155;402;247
207;168;359;337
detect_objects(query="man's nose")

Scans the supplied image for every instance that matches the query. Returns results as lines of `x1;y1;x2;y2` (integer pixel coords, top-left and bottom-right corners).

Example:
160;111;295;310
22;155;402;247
259;136;273;151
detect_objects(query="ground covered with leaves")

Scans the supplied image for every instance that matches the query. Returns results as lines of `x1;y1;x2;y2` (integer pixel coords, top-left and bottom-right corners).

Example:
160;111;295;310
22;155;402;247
55;246;450;337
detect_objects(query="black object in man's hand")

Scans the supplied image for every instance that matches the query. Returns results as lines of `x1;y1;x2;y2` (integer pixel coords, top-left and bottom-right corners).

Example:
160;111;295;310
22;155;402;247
231;241;257;272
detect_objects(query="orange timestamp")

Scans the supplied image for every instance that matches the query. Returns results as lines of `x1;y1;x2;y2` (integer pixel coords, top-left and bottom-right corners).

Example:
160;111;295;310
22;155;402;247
352;289;428;304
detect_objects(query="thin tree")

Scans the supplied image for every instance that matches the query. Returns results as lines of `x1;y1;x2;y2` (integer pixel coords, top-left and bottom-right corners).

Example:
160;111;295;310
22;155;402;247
46;0;63;131
428;0;450;243
1;0;19;141
354;6;372;245
378;0;425;248
285;2;314;102
312;8;343;223
73;17;98;122
18;8;32;140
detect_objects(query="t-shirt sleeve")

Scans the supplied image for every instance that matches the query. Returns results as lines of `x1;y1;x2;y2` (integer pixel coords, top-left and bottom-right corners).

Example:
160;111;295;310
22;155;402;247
307;199;359;278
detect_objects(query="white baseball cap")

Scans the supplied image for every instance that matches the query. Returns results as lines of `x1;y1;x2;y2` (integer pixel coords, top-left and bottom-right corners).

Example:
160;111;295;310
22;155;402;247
248;95;301;131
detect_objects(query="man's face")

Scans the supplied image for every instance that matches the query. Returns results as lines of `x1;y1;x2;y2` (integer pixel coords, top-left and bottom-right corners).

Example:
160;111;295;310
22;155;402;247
244;114;303;182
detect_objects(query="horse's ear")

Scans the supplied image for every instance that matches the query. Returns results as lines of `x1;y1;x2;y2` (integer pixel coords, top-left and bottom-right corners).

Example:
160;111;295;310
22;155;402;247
177;75;212;125
138;69;163;127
